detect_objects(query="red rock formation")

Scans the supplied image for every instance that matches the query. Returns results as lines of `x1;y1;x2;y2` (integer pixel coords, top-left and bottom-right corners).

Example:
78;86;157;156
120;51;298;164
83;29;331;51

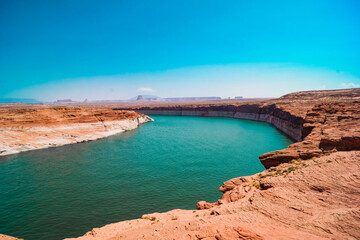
0;106;143;127
260;101;360;168
0;106;153;156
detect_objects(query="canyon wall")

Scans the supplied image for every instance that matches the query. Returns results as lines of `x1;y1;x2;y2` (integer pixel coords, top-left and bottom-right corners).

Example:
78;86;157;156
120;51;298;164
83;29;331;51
118;92;360;169
119;104;304;142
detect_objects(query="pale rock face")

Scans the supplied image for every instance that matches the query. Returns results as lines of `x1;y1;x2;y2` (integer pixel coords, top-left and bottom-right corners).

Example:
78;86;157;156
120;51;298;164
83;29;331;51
0;114;153;156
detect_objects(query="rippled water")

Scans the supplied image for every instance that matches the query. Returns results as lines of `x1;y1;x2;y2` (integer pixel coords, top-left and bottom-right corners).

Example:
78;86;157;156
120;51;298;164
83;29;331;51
0;116;293;240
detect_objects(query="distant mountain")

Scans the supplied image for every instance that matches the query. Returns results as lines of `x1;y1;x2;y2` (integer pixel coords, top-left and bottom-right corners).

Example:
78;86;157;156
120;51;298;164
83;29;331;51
164;97;221;101
0;98;42;104
129;95;162;100
55;99;74;103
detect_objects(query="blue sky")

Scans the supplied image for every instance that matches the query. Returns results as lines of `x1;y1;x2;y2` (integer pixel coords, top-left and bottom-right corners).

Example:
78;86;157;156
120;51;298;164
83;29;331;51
1;0;359;101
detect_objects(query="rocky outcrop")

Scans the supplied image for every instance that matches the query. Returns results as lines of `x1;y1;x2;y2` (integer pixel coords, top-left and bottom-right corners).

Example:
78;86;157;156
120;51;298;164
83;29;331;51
260;101;360;168
279;88;360;100
66;151;360;240
0;106;153;156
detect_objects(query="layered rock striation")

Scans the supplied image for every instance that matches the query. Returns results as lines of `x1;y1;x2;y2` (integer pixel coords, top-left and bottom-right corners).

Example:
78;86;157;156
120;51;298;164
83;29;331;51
0;106;153;156
119;88;360;169
260;101;360;168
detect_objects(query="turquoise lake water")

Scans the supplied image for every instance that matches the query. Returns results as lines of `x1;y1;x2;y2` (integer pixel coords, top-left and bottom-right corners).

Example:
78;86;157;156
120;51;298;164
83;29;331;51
0;116;293;240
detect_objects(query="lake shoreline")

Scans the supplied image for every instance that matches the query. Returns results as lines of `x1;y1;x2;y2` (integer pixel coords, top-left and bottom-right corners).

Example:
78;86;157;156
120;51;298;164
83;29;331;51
2;88;360;240
0;107;153;157
1;115;291;240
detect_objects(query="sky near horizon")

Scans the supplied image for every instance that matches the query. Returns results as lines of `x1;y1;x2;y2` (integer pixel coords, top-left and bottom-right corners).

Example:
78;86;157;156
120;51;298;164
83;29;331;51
1;0;360;101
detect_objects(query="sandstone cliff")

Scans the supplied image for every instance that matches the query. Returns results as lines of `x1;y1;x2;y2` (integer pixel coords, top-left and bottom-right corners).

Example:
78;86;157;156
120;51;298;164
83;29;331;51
118;88;360;169
0;106;153;156
66;88;360;240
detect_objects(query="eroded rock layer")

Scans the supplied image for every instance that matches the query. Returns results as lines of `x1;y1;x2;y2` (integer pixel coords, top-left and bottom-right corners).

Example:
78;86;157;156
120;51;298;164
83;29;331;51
128;104;304;142
66;151;360;240
0;106;153;156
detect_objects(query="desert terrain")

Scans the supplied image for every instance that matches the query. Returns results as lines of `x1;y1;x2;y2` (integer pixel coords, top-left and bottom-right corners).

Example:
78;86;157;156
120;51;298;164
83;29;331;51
1;88;360;239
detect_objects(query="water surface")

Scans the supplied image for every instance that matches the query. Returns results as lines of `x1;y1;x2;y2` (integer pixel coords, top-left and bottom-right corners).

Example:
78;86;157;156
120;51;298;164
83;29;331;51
0;116;293;240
